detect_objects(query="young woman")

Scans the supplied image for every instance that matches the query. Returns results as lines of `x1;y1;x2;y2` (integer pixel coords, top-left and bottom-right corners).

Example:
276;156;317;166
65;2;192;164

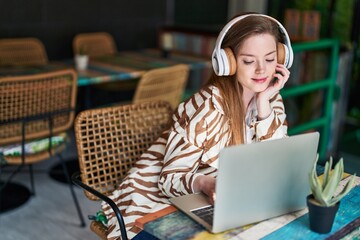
103;13;291;240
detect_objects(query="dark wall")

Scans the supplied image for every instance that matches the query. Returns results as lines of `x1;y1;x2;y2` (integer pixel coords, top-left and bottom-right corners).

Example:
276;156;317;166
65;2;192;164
0;0;167;60
174;0;228;25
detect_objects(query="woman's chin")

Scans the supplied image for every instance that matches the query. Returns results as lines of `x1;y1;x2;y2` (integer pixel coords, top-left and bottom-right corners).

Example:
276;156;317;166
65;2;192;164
253;83;270;93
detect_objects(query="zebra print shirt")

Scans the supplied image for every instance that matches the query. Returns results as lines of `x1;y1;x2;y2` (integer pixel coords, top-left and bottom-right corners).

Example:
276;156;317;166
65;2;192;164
103;85;287;239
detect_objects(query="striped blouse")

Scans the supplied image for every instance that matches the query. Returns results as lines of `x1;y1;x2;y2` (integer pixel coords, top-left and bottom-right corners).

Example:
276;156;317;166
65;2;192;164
103;85;287;240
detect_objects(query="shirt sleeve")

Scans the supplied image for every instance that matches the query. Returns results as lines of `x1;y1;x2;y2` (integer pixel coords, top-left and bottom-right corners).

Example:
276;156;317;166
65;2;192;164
254;93;288;141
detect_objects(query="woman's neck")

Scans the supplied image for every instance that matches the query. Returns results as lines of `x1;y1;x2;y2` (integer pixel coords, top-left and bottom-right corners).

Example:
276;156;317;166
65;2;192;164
242;88;255;110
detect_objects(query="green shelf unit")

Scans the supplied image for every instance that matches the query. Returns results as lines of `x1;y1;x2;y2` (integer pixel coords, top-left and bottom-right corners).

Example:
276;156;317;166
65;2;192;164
282;39;340;163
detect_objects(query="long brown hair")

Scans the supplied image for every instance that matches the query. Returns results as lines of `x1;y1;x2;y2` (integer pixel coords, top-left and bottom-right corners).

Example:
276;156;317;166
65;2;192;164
209;14;284;146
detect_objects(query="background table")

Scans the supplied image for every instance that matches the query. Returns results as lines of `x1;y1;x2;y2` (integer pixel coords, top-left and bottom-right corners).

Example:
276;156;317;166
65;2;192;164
76;49;211;88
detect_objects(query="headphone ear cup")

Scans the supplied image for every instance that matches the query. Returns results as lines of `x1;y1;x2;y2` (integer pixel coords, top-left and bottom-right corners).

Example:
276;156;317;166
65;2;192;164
212;52;221;75
219;48;236;76
277;42;286;65
214;48;236;76
223;48;236;76
277;42;290;68
219;49;229;75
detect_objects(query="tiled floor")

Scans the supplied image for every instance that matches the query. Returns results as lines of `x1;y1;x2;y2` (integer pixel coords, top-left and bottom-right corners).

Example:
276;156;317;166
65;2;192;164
0;131;99;240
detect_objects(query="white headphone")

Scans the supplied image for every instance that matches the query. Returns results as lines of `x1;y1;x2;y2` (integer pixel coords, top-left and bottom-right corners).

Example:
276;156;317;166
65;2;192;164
212;14;294;76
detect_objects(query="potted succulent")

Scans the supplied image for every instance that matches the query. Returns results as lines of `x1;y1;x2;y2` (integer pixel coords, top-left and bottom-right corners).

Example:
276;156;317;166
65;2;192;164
75;45;89;71
307;155;356;233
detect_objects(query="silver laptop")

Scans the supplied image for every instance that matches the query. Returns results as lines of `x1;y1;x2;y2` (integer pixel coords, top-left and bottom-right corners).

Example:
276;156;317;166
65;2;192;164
170;132;320;233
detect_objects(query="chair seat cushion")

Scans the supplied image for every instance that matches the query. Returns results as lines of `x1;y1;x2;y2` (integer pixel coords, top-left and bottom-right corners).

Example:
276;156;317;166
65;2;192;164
0;133;67;160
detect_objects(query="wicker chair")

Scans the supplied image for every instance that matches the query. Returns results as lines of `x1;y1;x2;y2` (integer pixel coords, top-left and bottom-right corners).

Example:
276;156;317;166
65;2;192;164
73;32;117;57
73;32;137;105
133;64;190;110
72;101;173;240
0;69;85;225
0;37;48;66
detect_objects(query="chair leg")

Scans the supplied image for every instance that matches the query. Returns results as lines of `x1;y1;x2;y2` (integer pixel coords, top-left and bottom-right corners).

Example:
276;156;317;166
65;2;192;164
29;164;35;195
57;153;86;227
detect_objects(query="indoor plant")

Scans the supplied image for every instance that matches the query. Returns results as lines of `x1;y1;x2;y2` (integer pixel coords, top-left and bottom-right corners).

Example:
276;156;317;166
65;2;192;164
307;155;356;233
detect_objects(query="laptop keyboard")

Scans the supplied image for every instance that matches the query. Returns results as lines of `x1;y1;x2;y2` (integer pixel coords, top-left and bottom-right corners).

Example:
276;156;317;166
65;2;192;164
191;205;214;226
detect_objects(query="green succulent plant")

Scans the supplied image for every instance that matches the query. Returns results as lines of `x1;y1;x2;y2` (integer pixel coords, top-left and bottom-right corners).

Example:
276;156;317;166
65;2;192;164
309;155;356;207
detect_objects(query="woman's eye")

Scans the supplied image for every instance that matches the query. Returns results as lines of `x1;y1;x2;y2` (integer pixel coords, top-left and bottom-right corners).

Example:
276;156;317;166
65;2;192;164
243;60;254;65
266;59;275;63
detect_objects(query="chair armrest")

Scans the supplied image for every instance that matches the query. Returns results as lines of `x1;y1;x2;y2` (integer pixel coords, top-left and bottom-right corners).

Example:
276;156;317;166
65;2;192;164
71;172;128;240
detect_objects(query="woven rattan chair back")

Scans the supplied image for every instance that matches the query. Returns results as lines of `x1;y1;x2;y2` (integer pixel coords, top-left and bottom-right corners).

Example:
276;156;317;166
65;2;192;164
133;64;189;110
0;69;77;164
0;38;48;66
73;32;117;57
74;101;172;201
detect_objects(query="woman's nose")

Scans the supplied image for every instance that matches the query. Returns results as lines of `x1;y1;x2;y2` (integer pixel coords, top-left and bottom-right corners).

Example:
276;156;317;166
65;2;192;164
255;61;265;73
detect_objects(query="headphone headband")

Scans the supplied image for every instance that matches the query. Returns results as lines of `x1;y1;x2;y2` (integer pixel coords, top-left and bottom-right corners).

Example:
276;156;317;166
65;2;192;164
212;14;294;76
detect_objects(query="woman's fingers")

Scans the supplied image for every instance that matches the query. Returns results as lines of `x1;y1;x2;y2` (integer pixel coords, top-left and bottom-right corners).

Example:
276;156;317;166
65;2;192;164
274;64;290;89
209;192;216;205
200;176;216;205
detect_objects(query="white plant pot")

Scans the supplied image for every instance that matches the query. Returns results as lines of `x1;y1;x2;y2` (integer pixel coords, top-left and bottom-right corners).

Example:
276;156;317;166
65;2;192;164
75;54;89;71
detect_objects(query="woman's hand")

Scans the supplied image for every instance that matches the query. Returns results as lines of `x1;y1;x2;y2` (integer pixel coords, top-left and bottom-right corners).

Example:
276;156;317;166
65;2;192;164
272;64;290;90
259;64;290;100
256;64;290;120
193;175;216;205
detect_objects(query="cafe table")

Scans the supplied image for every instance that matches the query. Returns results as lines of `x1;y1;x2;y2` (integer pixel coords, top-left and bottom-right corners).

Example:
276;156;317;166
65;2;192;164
135;176;360;240
76;49;212;87
72;49;212;107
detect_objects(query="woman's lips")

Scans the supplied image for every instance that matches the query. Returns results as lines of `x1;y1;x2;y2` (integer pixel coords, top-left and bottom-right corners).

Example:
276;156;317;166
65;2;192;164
252;77;267;83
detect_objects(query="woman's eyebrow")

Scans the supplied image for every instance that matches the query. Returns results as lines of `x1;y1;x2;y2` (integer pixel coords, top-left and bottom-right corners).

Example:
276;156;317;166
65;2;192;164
265;50;277;56
239;50;277;57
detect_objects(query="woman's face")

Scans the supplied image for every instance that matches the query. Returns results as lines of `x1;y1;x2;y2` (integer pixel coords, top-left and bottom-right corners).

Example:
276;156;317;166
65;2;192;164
235;33;277;96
